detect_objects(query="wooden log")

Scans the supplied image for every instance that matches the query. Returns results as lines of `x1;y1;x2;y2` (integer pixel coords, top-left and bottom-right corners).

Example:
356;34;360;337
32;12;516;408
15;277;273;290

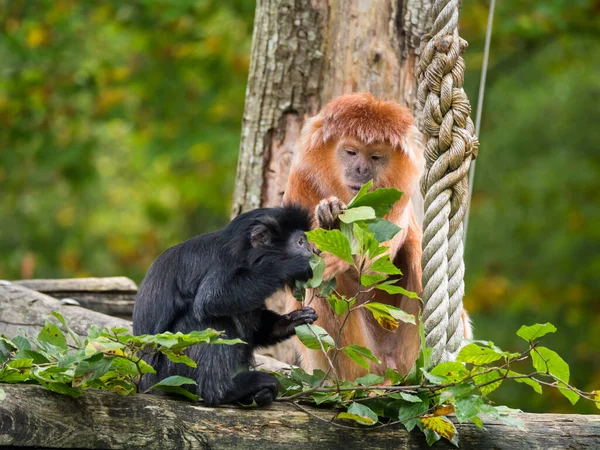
13;277;138;320
0;283;291;373
0;384;599;449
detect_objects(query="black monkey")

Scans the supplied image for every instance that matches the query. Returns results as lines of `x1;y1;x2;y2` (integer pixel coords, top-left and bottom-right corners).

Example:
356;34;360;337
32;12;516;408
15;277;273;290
133;205;318;406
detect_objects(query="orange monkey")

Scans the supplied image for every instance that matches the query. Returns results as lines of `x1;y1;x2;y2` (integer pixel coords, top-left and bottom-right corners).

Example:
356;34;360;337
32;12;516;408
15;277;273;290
283;92;471;380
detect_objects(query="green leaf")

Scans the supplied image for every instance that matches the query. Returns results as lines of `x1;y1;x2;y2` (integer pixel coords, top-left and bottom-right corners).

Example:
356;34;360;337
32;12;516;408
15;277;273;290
148;380;199;401
557;380;580;405
295;324;335;351
343;345;380;370
430;362;470;383
347;180;373;207
454;395;484;422
457;343;503;365
531;346;569;383
304;254;325;288
306;228;353;264
85;337;125;355
73;355;114;385
353;223;382;258
348;186;402;217
164;351;197;367
472;369;504;395
360;273;387;287
38;322;67;350
385;368;404;385
311;392;340;405
110;327;129;335
110;357;139;376
397;400;430;431
50;312;83;347
327;294;355;316
211;338;245;346
338;402;378;425
375;281;420;298
339;206;376;223
399;392;422;403
517;323;557;342
364;302;416;331
289;368;327;388
151;375;197;387
355;373;385;386
366;220;401;243
370;255;402;275
480;405;525;430
506;370;542;394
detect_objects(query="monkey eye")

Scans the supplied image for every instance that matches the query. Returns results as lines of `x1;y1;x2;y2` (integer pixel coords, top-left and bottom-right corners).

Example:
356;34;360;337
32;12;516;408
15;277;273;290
346;149;357;156
371;155;382;161
298;236;306;245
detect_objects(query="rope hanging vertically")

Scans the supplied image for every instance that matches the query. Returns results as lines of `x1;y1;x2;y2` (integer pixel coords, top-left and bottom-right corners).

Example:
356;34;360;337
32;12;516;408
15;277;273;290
416;0;479;365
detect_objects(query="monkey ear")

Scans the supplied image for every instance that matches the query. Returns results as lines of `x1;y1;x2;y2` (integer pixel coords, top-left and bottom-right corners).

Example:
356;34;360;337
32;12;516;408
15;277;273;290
250;217;280;248
250;224;272;248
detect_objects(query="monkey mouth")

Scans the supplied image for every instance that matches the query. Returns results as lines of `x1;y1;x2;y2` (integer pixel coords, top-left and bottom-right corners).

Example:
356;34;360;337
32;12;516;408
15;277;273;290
348;185;362;193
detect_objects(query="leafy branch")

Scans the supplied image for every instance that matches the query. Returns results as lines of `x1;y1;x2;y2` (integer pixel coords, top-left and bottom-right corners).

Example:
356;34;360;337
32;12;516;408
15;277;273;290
279;183;600;447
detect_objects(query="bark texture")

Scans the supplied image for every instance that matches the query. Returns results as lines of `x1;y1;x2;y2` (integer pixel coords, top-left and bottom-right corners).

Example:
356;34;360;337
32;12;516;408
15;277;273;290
1;384;599;449
232;0;432;363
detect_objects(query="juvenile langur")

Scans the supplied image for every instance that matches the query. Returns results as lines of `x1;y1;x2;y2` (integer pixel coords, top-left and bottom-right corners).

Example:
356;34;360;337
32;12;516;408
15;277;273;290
133;206;318;406
284;92;472;380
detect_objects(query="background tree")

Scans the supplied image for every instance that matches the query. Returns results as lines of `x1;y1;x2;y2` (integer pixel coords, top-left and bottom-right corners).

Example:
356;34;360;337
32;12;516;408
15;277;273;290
0;0;599;413
231;0;433;363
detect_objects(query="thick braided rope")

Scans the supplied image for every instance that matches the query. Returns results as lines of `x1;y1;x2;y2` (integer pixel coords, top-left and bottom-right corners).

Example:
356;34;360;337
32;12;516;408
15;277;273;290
416;0;479;365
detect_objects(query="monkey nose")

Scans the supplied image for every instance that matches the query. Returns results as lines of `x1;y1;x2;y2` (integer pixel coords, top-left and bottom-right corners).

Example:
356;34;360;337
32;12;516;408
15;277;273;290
311;243;321;255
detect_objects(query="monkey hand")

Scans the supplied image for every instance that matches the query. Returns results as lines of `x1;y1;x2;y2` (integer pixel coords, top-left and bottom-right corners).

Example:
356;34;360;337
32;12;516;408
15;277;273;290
283;307;318;327
316;196;347;229
270;307;319;341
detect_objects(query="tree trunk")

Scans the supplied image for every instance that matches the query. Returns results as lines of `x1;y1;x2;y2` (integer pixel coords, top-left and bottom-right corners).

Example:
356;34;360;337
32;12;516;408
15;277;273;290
1;384;600;450
231;0;431;363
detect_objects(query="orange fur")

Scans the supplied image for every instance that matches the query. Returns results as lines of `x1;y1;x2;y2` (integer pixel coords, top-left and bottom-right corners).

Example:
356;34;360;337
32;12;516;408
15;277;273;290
284;93;470;380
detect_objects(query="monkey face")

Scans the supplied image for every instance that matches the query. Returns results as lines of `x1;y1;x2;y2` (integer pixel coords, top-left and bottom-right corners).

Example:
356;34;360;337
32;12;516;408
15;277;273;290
335;137;390;194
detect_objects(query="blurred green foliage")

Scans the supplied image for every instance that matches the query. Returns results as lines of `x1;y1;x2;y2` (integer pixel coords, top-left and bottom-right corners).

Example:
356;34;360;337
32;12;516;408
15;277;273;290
1;0;598;413
0;0;253;280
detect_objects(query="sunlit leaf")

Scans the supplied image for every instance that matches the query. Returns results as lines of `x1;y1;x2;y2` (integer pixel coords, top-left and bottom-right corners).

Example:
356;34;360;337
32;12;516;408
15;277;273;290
531;346;569;383
348;186;402;217
375;280;420;298
306;229;353;264
339;206;376;223
370;255;401;275
457;343;503;365
517;323;557;342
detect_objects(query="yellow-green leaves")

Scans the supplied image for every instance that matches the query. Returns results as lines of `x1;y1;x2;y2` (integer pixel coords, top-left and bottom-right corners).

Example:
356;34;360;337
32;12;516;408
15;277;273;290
364;302;416;331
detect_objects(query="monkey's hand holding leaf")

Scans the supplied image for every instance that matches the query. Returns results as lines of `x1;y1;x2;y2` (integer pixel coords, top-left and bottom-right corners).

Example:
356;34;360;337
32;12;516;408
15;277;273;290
316;196;348;230
270;307;319;341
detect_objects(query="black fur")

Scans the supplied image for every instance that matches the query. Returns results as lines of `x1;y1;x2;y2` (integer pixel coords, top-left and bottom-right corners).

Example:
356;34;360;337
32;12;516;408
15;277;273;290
133;205;318;406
